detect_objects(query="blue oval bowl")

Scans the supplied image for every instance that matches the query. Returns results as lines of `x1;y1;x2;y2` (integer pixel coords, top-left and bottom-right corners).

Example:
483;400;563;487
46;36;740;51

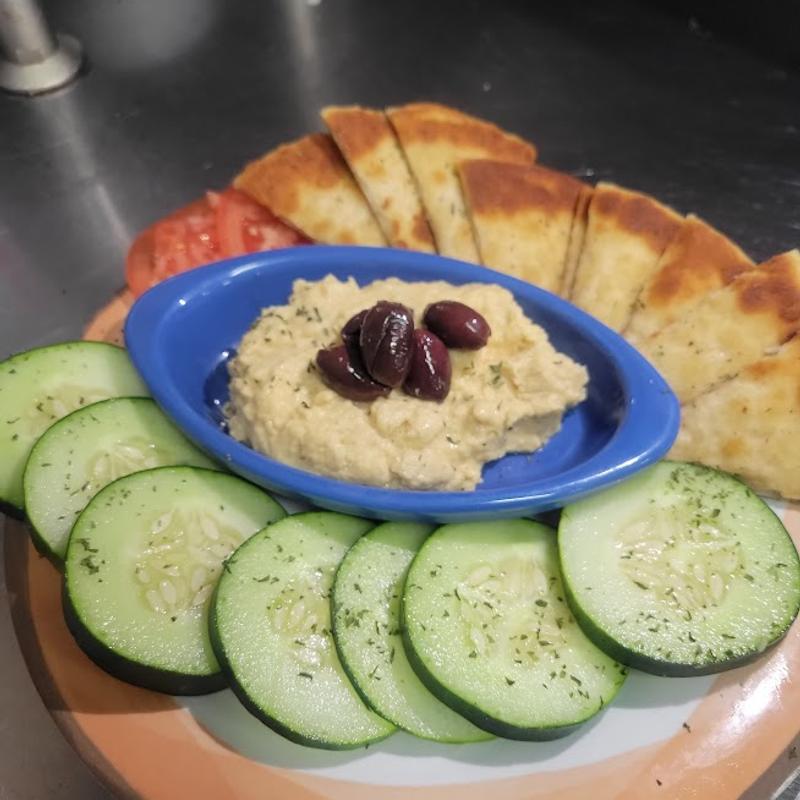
124;246;679;522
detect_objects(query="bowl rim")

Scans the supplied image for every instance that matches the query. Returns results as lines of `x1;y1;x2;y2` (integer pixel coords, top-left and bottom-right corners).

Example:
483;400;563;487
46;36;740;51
124;246;680;521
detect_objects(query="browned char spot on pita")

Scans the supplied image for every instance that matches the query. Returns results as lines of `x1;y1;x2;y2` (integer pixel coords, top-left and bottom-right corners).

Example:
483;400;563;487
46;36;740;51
745;349;795;381
646;215;753;309
459;161;583;217
637;249;800;404
385;103;536;261
734;250;800;327
592;187;681;253
720;438;745;459
322;106;389;161
569;182;683;331
412;211;435;247
388;102;536;163
235;133;346;215
458;161;586;292
234;132;385;245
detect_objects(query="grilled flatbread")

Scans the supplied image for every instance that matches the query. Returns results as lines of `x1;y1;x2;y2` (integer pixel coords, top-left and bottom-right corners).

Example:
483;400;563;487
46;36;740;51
234;133;385;246
569;183;682;331
560;184;593;298
457;160;585;293
386;103;536;262
321;106;435;252
671;334;800;500
625;214;754;344
637;249;800;403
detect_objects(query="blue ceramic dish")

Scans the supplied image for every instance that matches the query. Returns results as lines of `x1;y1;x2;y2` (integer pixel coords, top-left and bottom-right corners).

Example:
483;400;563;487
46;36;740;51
125;246;679;522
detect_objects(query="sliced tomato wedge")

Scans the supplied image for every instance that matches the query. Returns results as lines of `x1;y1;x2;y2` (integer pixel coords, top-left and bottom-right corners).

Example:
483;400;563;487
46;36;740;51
125;188;310;297
216;187;309;257
125;196;220;297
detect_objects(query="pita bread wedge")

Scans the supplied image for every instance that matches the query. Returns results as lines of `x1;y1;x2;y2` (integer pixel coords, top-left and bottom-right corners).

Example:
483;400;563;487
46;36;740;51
637;249;800;403
569;183;682;331
321;105;435;252
560;184;593;298
234;133;386;246
625;214;754;344
671;334;800;500
457;160;585;293
386;103;537;262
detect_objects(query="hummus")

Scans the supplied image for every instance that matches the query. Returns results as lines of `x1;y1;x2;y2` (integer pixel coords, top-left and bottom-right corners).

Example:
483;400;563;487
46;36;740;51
226;276;587;491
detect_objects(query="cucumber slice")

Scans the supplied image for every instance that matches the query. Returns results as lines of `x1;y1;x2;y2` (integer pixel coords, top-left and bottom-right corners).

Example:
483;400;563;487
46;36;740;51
64;466;285;694
25;397;218;564
0;342;148;514
559;461;800;676
210;511;395;749
403;520;626;740
332;522;492;743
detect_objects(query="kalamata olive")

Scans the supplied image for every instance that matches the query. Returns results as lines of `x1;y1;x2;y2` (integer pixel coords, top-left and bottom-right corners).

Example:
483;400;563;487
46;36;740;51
341;309;369;362
316;345;391;402
359;301;414;387
403;329;451;402
423;301;491;350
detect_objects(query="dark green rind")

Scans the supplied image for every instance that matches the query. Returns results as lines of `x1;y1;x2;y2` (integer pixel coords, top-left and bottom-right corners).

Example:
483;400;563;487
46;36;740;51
334;639;470;743
0;341;146;511
559;568;789;677
558;463;800;677
399;619;611;741
23;395;149;566
1;340;130;363
22;396;218;567
2;512;63;571
64;585;225;695
209;581;392;751
0;497;25;520
29;520;65;570
28;522;67;568
333;626;480;743
209;517;394;751
62;466;285;696
400;520;627;741
330;526;489;744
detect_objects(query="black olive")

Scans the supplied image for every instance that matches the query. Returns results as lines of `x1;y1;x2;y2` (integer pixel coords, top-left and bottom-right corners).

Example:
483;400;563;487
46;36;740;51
341;309;369;363
423;301;491;350
315;345;390;402
359;301;414;387
403;329;451;402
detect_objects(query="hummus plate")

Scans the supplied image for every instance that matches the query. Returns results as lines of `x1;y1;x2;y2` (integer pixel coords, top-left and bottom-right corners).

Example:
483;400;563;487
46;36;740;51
124;246;679;521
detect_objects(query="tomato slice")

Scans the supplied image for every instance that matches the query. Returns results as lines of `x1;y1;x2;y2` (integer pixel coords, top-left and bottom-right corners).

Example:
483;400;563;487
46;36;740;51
125;224;159;298
125;189;310;297
216;187;309;257
125;196;221;297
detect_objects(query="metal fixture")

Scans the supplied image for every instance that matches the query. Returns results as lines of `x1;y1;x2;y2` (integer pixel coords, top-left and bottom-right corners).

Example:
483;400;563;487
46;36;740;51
0;0;83;95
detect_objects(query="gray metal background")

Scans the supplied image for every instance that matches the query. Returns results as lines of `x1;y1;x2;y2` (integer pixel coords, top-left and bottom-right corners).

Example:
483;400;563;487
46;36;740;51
1;0;798;796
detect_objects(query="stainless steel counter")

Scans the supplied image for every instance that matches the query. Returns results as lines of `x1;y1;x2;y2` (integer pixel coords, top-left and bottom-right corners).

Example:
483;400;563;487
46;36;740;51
1;1;799;796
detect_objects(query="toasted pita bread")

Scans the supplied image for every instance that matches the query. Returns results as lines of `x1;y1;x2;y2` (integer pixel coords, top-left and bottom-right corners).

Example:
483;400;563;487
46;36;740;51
625;214;754;344
560;184;593;298
671;334;800;500
637;250;800;403
386;103;536;262
321;106;435;252
569;183;682;331
457;160;585;293
234;133;385;246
